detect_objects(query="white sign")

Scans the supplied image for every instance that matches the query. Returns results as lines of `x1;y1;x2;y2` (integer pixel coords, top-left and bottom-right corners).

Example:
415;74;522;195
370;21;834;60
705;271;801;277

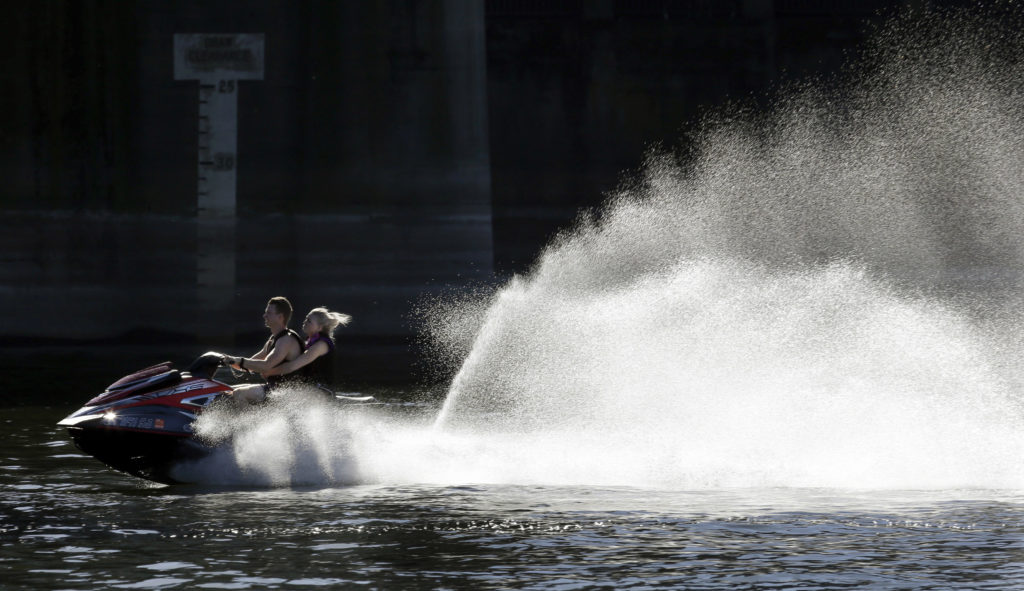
174;34;265;81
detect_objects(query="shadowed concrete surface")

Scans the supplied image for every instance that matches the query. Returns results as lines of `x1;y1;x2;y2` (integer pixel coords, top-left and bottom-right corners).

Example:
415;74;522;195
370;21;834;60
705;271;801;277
1;0;946;399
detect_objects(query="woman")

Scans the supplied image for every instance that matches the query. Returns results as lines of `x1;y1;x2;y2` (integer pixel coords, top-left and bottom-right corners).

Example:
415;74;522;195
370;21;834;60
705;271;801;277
230;307;352;400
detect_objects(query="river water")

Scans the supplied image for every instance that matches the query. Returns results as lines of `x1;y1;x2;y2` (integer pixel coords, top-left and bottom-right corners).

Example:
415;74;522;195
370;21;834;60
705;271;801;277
4;404;1024;590
10;5;1024;589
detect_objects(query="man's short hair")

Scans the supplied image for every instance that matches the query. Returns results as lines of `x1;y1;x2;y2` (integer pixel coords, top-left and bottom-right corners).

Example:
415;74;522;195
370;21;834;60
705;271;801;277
268;296;293;324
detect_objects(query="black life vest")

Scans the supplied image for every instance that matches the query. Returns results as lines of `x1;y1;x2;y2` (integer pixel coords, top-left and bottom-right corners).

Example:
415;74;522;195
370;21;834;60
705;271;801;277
301;332;335;389
266;328;304;388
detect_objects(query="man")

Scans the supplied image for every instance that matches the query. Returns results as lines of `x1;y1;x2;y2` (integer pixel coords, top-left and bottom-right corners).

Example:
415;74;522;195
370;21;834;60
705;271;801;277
230;296;303;404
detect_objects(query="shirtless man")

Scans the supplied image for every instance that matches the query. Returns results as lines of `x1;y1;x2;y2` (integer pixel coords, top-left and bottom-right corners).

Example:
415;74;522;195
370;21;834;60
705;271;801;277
230;296;303;404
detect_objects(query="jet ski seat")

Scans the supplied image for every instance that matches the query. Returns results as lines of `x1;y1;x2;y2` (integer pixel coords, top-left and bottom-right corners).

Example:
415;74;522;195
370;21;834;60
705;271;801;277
87;370;182;406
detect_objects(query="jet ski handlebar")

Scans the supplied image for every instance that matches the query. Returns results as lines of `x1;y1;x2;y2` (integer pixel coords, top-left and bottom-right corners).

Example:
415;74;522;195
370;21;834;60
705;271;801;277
186;351;232;378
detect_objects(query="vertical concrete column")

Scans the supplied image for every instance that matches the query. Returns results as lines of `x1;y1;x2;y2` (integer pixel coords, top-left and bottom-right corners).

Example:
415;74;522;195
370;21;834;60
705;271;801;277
743;0;777;84
441;0;493;221
174;34;264;343
296;1;495;338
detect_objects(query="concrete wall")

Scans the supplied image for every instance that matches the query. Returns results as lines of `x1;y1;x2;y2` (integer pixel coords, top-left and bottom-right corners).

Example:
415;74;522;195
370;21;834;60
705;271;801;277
485;0;902;271
2;1;494;357
0;0;918;382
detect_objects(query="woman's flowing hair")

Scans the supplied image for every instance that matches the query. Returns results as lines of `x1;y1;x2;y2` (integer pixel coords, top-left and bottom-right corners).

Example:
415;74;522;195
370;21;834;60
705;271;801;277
308;307;352;338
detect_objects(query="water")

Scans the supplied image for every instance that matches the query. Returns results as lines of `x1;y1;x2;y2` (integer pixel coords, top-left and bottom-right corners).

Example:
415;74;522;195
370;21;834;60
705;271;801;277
8;4;1024;589
5;406;1024;589
425;4;1024;492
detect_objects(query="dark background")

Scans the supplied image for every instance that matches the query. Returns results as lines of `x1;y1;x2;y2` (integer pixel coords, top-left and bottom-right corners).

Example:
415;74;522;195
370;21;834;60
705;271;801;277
1;0;958;400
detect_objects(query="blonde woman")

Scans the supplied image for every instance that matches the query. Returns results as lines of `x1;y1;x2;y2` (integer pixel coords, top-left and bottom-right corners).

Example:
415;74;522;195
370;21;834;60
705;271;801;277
231;307;352;399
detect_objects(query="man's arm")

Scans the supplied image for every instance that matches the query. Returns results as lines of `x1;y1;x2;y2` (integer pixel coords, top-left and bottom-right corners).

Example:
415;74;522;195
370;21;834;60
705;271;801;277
251;339;272;361
238;337;300;373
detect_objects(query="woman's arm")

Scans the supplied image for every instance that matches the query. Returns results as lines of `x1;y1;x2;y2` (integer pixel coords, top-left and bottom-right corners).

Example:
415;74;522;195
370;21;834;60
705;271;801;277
254;340;328;377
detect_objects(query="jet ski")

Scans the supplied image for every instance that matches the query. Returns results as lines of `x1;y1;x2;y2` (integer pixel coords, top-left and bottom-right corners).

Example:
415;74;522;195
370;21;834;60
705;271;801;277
58;352;234;484
59;352;379;484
